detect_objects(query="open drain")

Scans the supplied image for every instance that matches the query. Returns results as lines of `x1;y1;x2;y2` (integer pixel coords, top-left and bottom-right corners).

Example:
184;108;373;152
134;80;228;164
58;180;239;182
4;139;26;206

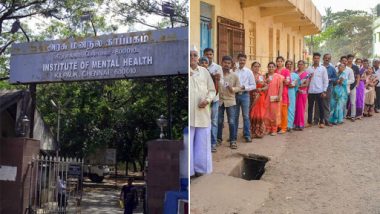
229;154;270;180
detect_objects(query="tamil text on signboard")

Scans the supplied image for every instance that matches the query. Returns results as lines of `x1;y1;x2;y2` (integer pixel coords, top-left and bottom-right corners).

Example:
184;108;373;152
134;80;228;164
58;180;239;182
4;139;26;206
10;27;188;83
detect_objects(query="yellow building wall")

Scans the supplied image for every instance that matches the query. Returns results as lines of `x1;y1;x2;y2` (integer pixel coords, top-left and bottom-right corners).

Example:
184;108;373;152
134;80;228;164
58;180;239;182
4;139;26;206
191;0;318;69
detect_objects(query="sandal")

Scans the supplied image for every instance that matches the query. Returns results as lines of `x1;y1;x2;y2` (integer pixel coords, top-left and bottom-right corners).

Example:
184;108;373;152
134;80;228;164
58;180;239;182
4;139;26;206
211;145;217;153
230;141;237;149
216;139;222;146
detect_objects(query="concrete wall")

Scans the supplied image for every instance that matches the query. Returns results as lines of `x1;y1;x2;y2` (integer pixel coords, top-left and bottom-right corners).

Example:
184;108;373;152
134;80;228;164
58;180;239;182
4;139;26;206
0;110;16;138
33;110;56;151
373;17;380;58
191;0;321;68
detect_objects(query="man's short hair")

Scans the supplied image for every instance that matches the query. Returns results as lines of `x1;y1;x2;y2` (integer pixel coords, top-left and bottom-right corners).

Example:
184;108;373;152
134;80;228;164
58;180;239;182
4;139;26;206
313;52;321;57
340;56;347;61
362;58;369;63
203;48;214;54
276;56;284;61
323;53;331;58
222;55;233;62
237;53;247;59
347;54;355;59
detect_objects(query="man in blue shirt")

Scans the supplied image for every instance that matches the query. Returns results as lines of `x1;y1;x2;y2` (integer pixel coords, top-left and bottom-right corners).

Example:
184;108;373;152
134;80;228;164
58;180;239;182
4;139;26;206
314;53;337;126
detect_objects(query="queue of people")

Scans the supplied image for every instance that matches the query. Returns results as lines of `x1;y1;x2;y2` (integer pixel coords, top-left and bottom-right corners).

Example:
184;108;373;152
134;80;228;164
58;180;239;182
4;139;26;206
190;45;380;177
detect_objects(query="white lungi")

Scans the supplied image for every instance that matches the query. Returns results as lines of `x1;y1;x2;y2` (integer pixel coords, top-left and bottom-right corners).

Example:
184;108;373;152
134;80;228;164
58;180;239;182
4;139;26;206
190;126;212;176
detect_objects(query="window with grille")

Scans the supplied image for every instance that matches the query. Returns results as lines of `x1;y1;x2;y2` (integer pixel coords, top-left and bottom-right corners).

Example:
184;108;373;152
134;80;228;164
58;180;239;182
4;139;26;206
299;39;302;60
287;34;290;59
217;16;244;64
269;28;273;61
293;36;296;60
248;21;257;61
276;29;280;57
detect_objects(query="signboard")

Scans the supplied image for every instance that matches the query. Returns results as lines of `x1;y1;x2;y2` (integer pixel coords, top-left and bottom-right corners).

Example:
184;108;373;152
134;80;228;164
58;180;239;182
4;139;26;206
0;165;17;181
68;164;82;178
10;27;188;83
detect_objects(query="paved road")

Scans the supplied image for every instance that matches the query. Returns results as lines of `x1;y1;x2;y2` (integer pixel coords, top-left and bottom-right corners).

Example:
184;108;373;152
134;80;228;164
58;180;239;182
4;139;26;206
80;179;144;214
192;114;380;214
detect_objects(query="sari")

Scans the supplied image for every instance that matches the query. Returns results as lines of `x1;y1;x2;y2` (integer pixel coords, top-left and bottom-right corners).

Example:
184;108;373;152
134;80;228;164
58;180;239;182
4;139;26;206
364;74;377;116
250;74;267;138
276;68;290;132
264;73;283;133
288;72;300;129
294;71;308;129
347;68;366;117
329;71;348;124
351;68;365;117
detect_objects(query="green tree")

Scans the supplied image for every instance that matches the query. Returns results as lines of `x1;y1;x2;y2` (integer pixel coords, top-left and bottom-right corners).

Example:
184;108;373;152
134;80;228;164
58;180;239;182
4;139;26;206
108;0;188;29
306;9;373;62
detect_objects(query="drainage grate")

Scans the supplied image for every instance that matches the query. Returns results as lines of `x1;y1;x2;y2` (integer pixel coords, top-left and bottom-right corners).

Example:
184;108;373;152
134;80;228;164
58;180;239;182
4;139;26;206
230;154;269;180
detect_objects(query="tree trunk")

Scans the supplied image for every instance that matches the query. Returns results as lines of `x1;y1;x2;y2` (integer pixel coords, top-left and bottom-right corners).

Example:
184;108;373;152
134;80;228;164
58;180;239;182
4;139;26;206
132;161;137;172
125;160;129;176
139;160;144;172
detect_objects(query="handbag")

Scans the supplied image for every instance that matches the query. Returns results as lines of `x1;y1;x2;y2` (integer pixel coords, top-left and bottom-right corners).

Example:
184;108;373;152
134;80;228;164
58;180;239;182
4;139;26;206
270;95;279;102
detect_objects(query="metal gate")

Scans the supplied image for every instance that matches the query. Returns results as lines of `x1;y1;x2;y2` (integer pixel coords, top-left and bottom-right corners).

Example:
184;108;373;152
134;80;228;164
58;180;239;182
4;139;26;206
27;155;83;214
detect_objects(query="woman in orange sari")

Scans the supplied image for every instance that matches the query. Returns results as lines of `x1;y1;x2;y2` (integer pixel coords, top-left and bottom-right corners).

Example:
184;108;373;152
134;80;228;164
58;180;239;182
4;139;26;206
264;62;284;136
250;61;268;138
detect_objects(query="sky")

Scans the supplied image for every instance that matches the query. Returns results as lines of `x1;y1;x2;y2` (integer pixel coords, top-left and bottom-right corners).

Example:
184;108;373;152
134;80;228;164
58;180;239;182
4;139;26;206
312;0;379;16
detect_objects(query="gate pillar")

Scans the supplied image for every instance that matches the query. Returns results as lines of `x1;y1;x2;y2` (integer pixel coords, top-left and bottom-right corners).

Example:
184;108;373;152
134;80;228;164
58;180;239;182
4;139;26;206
146;139;183;214
0;138;40;214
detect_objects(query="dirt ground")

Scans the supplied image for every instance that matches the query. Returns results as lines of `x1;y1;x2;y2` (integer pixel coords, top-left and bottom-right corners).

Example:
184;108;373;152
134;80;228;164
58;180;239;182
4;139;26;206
191;114;380;214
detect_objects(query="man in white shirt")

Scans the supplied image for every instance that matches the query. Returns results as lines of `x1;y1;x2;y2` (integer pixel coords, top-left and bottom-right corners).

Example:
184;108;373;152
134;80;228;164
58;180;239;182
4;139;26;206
190;47;216;177
306;52;329;128
234;53;256;142
373;59;380;112
57;175;67;208
203;48;223;153
340;56;355;119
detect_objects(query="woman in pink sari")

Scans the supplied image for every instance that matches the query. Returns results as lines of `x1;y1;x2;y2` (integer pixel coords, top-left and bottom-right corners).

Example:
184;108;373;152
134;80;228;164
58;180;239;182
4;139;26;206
294;60;310;130
264;62;283;136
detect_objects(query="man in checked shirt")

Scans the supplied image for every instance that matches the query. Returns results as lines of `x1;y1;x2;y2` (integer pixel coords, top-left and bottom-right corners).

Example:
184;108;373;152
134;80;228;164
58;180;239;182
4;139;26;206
203;48;223;153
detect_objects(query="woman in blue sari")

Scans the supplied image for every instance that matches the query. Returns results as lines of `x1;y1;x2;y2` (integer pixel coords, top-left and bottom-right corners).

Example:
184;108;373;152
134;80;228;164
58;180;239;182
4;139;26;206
286;60;300;131
329;63;348;125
